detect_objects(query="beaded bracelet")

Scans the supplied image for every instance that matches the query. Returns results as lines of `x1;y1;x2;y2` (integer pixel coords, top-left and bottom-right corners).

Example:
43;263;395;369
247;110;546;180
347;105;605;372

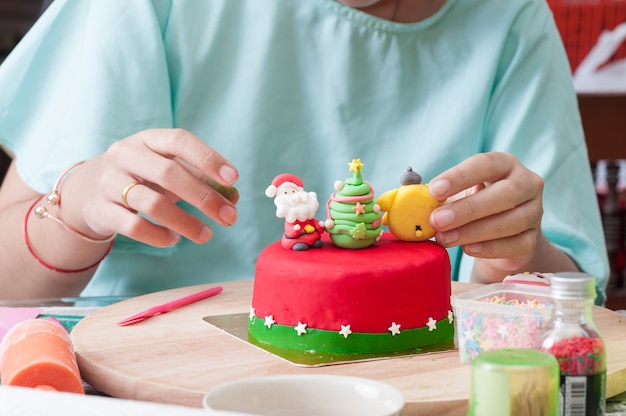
24;196;114;273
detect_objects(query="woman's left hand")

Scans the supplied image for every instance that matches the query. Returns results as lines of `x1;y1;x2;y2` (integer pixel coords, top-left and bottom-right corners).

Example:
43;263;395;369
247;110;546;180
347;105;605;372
428;152;545;275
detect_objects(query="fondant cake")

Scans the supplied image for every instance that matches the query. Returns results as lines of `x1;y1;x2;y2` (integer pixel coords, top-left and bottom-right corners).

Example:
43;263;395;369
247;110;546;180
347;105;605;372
249;160;454;356
249;233;453;355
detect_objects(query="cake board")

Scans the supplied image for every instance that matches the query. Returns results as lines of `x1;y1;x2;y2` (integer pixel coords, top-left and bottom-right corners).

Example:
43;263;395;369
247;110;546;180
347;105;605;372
70;281;626;416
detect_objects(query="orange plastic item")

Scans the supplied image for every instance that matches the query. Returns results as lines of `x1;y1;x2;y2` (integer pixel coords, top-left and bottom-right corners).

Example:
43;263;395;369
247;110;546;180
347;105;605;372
0;318;84;394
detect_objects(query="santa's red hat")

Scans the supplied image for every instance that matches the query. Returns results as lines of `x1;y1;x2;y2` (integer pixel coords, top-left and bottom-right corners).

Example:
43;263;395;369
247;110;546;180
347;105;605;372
265;173;304;198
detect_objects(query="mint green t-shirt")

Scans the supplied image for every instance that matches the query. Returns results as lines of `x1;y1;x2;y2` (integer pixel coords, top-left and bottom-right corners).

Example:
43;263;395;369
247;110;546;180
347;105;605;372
0;0;609;302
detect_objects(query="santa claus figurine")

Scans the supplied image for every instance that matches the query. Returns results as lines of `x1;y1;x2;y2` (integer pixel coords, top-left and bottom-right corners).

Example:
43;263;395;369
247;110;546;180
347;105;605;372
265;173;325;251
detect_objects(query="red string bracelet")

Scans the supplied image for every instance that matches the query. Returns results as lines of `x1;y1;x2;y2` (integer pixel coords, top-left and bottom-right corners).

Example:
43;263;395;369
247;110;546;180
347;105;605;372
23;196;114;274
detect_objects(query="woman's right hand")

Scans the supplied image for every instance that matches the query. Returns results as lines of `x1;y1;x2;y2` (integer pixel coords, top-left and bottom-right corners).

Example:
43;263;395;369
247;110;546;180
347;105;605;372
60;128;240;247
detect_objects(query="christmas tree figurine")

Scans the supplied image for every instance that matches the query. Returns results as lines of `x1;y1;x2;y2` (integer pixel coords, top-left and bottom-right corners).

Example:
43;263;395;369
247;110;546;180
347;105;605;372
324;159;382;249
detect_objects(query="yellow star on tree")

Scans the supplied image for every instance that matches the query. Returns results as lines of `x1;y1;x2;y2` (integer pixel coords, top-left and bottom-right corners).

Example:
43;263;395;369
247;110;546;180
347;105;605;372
348;158;363;173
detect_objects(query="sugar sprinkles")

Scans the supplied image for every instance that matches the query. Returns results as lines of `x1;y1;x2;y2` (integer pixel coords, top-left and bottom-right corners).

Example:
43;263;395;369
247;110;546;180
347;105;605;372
483;295;549;309
455;295;551;363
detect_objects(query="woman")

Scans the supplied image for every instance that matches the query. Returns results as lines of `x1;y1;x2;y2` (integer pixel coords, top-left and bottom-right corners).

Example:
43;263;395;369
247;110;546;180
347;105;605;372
0;0;608;302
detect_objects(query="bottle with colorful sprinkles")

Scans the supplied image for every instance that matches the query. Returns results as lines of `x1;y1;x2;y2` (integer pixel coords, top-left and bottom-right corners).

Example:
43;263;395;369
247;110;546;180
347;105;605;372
538;272;606;416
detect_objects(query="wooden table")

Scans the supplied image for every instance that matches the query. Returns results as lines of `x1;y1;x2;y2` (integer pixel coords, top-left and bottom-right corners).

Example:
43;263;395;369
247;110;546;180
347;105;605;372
71;281;626;416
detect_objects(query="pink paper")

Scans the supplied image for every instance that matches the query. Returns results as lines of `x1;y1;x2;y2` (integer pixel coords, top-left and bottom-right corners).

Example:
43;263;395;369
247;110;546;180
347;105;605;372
0;307;42;343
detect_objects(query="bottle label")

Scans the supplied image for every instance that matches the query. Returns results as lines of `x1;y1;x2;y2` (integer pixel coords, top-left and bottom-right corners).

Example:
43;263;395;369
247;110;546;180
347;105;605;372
559;373;606;416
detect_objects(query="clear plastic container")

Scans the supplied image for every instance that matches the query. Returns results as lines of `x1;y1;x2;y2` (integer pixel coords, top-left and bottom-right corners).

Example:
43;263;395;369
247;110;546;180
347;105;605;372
451;283;552;363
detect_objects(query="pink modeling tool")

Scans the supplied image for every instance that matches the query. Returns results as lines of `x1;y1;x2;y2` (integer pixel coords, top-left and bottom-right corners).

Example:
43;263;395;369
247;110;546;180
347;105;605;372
117;286;223;326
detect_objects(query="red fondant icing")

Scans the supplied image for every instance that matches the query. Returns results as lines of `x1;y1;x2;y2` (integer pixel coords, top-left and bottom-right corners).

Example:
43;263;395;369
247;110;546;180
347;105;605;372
252;233;451;333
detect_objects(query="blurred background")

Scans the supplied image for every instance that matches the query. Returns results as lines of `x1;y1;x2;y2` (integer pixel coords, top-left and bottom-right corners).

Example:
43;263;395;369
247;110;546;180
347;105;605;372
0;0;50;63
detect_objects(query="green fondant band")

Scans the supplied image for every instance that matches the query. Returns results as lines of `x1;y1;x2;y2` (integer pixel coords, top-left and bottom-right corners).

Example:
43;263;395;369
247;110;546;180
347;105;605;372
331;218;378;227
329;233;376;249
328;226;381;240
248;316;454;354
329;200;375;212
329;209;380;223
326;222;380;240
328;227;381;238
340;183;369;195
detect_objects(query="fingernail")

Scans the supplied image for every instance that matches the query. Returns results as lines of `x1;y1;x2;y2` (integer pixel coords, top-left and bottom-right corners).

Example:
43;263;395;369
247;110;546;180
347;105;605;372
431;209;455;228
219;204;237;225
199;226;212;242
428;179;450;199
464;243;482;255
168;232;181;246
219;165;238;184
438;230;459;246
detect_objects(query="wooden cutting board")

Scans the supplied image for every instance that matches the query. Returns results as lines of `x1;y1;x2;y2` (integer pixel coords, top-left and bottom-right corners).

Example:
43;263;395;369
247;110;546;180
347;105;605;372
71;281;626;416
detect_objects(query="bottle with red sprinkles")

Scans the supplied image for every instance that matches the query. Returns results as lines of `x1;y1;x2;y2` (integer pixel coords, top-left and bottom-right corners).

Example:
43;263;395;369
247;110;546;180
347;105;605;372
538;272;606;416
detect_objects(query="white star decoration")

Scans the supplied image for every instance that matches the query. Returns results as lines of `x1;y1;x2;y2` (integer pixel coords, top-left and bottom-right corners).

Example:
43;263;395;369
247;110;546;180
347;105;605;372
339;325;352;338
295;322;307;336
264;315;275;328
388;322;401;336
497;324;509;339
256;312;448;338
426;317;437;331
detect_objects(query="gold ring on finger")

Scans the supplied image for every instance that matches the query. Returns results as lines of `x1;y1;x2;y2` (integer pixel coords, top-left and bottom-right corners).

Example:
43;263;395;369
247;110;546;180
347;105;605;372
122;181;141;211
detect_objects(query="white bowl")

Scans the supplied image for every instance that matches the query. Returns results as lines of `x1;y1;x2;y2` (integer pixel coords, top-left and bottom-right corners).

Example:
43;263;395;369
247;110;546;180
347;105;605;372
203;374;404;416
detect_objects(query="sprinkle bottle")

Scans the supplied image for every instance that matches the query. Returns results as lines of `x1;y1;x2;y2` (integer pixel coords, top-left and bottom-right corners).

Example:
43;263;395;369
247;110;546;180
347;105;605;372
538;272;606;415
